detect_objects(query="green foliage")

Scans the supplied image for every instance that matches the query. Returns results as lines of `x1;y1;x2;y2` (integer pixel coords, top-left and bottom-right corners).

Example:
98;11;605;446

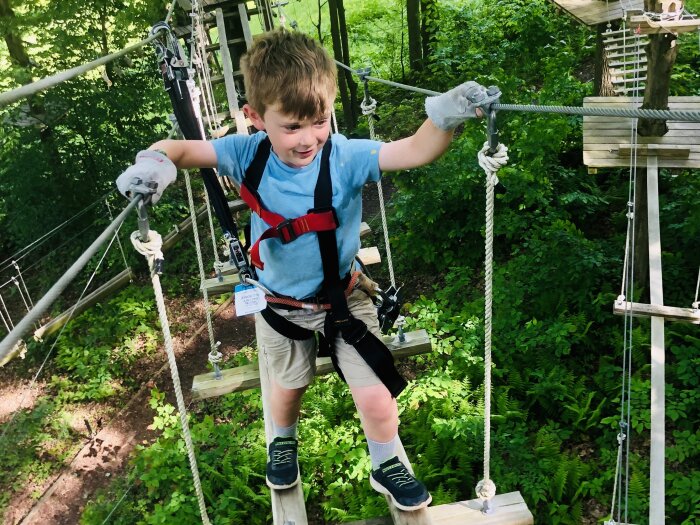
48;286;159;401
0;400;81;521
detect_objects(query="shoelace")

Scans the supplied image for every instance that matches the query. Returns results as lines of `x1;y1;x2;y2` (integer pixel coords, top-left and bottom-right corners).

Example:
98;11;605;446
272;449;295;466
386;466;416;488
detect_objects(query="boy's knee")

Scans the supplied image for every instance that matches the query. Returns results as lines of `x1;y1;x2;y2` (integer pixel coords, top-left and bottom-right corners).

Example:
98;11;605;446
353;385;397;420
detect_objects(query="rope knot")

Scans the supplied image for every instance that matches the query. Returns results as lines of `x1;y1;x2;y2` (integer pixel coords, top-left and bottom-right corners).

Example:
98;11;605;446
130;230;164;274
476;478;497;500
361;97;377;115
478;142;509;182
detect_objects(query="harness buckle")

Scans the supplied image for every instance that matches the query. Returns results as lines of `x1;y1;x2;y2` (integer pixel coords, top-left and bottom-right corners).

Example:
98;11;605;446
276;218;298;243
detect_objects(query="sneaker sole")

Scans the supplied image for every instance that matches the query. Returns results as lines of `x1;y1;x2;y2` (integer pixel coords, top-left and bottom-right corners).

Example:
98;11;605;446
266;473;301;490
370;476;432;511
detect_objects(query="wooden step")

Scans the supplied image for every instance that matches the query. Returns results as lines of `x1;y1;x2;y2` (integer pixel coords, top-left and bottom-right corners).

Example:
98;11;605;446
358;246;381;266
612;76;646;85
205;37;246;51
201;273;241;295
606;50;647;60
605;41;648;52
344;491;533;525
603;35;647;45
613;86;645;95
609;57;647;67
610;67;648;76
613;299;700;323
192;329;433;400
211;71;242;84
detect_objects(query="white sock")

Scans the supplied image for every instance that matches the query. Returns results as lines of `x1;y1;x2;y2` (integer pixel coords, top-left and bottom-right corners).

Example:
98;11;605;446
367;434;398;470
272;420;298;439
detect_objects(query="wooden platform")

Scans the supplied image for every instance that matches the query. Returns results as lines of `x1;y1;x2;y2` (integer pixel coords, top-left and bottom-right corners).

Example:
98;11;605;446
628;14;700;35
192;329;432;400
583;96;700;169
548;0;643;26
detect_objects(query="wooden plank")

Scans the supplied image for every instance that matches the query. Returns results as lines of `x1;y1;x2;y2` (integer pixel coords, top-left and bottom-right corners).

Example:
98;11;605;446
257;330;308;525
613;300;700;323
428;491;533;525
201;273;241;295
618;144;690;158
192;329;432;400
582;96;700;168
360;221;371;237
215;8;241;114
358;247;381;266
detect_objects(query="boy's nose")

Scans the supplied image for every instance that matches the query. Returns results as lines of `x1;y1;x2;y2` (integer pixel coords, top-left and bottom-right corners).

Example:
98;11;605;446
298;128;315;147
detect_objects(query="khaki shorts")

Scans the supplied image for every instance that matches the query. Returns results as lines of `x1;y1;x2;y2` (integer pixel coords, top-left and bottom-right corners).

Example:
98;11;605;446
254;289;383;389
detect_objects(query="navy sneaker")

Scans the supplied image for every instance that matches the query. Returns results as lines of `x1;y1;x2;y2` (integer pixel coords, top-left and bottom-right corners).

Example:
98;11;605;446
266;437;300;489
370;456;432;511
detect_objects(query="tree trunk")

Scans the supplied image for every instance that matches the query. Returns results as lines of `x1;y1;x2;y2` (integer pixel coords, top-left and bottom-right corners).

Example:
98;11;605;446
328;0;352;131
336;0;357;130
420;0;437;64
639;0;678;136
407;0;422;70
0;0;32;68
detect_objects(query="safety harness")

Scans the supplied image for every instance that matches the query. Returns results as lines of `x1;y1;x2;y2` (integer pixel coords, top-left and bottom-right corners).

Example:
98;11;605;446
241;137;407;398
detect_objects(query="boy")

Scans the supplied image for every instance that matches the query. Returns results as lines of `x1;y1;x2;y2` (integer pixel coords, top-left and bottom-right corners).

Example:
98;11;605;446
117;29;497;511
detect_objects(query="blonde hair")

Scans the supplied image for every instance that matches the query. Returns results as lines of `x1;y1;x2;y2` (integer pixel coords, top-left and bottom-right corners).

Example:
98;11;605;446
240;29;337;120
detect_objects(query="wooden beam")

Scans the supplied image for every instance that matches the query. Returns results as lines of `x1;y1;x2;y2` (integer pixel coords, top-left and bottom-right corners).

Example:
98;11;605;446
192;329;432;400
613;300;700;324
618;144;690;158
215;8;241;114
629;15;700;35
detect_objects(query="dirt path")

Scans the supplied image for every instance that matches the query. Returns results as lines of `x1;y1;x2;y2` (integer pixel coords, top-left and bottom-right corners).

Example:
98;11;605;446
5;295;256;525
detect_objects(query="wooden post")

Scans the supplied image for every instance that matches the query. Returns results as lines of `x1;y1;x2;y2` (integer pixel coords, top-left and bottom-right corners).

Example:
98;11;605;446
646;155;665;525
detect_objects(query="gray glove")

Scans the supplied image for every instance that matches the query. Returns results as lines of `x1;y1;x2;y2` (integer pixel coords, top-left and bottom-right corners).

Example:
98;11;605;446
425;81;501;131
115;150;177;204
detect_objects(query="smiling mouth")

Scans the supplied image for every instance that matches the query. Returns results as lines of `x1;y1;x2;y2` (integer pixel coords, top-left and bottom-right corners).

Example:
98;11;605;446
296;149;313;157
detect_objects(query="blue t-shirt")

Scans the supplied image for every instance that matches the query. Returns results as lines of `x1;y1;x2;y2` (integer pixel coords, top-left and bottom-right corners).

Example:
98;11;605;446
212;132;382;299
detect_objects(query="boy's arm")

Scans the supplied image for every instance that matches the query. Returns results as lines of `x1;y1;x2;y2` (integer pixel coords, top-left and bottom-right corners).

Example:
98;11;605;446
148;139;217;169
378;119;454;172
115;139;217;204
378;81;499;173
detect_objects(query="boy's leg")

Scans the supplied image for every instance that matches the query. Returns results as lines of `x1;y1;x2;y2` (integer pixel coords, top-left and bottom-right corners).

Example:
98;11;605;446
255;309;318;490
337;291;431;511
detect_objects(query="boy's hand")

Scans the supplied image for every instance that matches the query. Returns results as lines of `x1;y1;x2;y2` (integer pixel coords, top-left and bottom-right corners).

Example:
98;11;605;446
425;81;500;131
116;150;177;204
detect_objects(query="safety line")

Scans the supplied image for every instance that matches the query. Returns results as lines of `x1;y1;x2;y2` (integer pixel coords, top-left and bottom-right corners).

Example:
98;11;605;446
334;60;700;121
0;30;166;108
0;196;142;361
0;190;114;275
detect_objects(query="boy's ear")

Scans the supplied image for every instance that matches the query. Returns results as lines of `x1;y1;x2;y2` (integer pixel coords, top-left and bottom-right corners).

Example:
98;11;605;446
244;104;265;131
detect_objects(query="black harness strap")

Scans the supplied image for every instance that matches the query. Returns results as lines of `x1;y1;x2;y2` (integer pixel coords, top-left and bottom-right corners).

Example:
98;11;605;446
246;137;406;397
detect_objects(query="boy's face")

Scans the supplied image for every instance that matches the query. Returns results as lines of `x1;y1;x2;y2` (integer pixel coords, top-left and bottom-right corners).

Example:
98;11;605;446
246;102;332;168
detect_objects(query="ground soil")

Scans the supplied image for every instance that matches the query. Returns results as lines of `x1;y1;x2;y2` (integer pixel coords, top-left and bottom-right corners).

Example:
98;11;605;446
1;293;256;525
1;180;402;525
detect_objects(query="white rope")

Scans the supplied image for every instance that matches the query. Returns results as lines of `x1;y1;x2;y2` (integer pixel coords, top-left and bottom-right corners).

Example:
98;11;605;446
105;199;131;273
12;277;32;314
475;141;508;508
361;96;397;288
130;229;211;525
183;171;222;372
693;267;700;309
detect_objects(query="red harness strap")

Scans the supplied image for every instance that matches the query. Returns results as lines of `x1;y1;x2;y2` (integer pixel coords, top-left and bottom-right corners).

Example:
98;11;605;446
240;182;339;270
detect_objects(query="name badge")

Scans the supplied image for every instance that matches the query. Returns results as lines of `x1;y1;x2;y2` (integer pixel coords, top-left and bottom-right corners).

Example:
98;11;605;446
234;284;267;316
